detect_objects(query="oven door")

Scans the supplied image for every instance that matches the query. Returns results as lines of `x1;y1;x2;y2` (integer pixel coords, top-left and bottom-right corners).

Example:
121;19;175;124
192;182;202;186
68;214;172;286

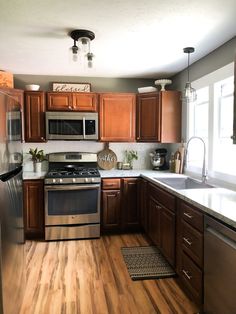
45;184;100;225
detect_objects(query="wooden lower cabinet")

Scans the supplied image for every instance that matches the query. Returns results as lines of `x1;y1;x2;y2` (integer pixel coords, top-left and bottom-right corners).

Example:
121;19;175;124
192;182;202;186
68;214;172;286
122;178;140;231
148;196;161;246
147;183;176;267
139;179;148;233
102;190;121;232
160;206;175;266
176;199;204;307
101;178;140;233
23;180;44;239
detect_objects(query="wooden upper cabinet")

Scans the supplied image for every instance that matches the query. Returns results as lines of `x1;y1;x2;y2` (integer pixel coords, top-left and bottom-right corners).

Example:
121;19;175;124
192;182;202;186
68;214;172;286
47;92;98;112
24;91;46;142
137;92;161;142
99;93;136;142
72;93;97;111
136;91;181;143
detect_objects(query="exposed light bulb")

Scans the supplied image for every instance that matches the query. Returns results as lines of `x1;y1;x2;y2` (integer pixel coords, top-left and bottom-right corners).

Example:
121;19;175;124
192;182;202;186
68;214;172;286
87;52;93;68
72;41;79;62
184;82;197;102
81;37;90;53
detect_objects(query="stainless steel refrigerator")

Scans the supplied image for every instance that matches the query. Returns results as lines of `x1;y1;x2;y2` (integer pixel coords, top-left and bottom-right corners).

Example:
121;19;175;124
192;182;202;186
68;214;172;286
0;91;25;314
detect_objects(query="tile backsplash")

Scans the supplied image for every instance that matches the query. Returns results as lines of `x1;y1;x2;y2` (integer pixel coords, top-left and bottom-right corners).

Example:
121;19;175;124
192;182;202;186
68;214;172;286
23;141;171;171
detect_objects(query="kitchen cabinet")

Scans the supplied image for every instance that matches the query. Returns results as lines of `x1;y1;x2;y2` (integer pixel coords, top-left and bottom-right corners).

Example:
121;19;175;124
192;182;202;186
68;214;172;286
147;183;176;266
47;92;98;112
101;178;140;233
99;93;136;142
23;180;44;239
176;199;204;306
102;179;121;232
122;178;140;231
136;91;181;143
139;179;148;233
24;91;46;142
0;87;24;141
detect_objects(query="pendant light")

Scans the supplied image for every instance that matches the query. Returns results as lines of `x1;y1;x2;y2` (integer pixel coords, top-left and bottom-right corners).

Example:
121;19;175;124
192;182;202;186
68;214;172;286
69;29;95;67
183;47;197;103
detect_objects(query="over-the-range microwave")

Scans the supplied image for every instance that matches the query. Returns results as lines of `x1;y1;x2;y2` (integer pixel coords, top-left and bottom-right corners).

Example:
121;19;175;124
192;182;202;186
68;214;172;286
45;111;98;140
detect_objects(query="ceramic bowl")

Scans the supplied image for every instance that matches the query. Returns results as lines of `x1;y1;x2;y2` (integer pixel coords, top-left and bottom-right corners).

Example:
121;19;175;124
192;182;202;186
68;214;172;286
25;84;40;91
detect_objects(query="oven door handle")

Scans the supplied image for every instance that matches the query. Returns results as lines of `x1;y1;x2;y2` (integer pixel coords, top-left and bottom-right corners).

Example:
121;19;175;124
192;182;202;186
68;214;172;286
83;117;86;139
44;184;101;191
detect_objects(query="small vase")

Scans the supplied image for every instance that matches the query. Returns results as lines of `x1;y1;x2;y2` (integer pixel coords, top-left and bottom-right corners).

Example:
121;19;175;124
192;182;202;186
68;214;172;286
34;162;42;173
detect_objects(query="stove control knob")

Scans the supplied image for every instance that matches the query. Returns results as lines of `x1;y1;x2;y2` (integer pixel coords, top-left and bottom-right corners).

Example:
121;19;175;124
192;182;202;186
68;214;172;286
91;178;95;182
52;179;56;183
84;178;88;183
59;179;63;183
72;178;76;183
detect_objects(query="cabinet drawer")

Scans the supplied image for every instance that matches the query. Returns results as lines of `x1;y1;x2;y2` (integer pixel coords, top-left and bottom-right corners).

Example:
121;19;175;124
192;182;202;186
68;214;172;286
181;251;203;305
182;220;203;267
149;184;175;211
102;179;121;190
180;202;203;232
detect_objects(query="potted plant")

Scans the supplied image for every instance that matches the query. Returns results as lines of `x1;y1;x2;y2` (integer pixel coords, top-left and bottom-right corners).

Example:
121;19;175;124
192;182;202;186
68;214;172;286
123;150;138;169
29;148;46;173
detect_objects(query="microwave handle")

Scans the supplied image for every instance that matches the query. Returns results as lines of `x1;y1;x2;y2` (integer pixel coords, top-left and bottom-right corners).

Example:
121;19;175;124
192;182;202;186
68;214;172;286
83;117;86;139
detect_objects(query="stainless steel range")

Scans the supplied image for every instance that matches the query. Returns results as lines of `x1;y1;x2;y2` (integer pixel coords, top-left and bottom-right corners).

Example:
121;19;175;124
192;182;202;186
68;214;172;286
44;152;101;241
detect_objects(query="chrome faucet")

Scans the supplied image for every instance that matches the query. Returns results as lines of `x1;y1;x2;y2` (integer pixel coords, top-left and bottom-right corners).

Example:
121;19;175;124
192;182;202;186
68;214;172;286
185;136;207;183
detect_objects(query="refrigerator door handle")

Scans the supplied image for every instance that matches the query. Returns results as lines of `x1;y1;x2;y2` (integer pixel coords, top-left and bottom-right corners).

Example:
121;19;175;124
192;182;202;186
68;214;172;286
0;166;22;182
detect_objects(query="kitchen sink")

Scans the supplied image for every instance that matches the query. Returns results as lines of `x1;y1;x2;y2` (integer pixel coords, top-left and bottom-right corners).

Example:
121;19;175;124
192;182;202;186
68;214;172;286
153;177;215;190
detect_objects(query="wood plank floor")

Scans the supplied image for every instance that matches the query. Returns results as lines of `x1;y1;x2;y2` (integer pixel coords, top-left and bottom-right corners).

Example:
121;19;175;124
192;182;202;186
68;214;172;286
20;233;198;314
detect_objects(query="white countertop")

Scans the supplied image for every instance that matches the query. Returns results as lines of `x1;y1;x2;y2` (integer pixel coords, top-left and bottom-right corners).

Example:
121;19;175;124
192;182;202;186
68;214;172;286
23;169;236;229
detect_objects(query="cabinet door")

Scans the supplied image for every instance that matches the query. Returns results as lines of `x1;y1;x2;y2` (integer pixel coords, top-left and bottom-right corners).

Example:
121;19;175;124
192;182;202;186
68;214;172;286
23;180;44;238
72;92;98;111
136;92;161;142
0;88;25;141
160;206;175;266
99;93;136;142
148;197;161;246
122;178;140;231
47;92;73;110
102;190;121;232
24;91;45;142
139;179;148;232
160;91;181;143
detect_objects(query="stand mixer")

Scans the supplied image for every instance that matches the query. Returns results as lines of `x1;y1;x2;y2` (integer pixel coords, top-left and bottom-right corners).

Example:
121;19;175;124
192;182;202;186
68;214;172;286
150;148;168;170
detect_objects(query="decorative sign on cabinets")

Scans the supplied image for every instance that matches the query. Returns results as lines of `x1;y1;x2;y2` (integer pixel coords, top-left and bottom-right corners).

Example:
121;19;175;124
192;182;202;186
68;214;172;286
52;82;91;92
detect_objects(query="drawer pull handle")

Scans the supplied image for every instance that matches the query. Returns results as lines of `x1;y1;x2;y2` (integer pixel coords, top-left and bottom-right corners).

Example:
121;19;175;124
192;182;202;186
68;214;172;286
183;237;192;246
184;212;193;219
105;183;116;186
182;269;192;280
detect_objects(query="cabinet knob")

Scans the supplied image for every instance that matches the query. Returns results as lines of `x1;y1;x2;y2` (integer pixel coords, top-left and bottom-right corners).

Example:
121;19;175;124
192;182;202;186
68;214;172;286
40;137;44;140
68;105;72;110
156;205;162;210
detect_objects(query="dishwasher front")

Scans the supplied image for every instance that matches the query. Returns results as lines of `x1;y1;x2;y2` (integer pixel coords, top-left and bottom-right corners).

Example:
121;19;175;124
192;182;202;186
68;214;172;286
204;215;236;314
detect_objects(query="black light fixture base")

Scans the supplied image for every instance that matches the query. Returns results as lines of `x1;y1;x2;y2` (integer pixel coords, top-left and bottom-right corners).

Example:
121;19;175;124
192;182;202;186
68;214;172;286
70;29;95;41
183;47;195;54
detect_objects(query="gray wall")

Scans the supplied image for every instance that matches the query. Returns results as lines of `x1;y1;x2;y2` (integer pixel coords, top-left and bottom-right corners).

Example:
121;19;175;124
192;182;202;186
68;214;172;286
14;75;154;93
171;36;236;141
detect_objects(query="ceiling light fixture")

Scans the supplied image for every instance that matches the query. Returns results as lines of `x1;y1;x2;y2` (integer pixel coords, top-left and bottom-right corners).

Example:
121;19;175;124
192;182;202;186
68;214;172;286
183;47;197;103
69;29;95;67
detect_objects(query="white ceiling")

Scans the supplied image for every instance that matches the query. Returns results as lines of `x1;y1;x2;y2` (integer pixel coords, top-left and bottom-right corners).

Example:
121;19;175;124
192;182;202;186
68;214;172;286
0;0;235;78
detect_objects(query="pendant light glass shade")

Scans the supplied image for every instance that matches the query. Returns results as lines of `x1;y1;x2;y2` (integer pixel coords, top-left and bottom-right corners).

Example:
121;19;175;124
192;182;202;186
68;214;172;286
182;47;197;103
